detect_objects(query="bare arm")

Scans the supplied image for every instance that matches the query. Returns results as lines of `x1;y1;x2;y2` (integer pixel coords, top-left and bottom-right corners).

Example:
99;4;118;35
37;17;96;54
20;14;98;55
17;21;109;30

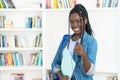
74;40;91;73
56;71;69;80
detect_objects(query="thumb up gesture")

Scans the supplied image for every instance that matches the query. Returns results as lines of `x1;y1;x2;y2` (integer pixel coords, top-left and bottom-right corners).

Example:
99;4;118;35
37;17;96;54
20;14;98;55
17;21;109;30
74;39;85;56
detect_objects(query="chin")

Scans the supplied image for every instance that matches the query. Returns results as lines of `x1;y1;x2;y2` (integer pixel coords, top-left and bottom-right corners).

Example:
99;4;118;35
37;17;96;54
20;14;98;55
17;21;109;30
74;32;80;35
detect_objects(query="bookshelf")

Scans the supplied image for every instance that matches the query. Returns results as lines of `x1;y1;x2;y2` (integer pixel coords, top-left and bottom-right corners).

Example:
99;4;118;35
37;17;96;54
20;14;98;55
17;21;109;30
0;0;43;79
0;0;120;80
118;9;120;80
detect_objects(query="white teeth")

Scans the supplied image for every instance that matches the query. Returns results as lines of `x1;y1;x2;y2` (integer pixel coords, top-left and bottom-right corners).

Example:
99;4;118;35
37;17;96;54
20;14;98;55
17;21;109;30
74;28;79;31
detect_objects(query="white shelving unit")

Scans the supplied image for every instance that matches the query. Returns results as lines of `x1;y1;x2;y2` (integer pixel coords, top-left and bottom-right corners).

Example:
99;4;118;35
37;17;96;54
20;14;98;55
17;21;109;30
0;0;120;80
117;9;120;80
0;4;43;80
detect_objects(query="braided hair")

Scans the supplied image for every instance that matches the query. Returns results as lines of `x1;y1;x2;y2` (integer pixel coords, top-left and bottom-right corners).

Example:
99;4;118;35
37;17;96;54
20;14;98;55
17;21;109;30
69;4;94;37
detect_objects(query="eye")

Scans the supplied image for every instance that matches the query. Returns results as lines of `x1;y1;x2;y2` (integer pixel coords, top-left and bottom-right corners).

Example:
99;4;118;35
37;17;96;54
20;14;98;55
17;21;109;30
69;19;81;25
69;20;74;25
75;20;81;24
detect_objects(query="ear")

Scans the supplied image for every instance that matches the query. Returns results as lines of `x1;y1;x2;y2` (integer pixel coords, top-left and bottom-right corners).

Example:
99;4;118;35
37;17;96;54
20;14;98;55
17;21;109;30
84;18;88;25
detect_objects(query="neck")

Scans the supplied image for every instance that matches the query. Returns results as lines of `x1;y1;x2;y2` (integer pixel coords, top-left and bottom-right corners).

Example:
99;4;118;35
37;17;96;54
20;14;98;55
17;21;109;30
72;34;80;41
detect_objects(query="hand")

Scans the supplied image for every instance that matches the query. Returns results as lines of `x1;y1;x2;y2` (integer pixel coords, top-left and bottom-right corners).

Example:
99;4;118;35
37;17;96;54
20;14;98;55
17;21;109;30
60;75;69;80
57;71;69;80
74;39;85;56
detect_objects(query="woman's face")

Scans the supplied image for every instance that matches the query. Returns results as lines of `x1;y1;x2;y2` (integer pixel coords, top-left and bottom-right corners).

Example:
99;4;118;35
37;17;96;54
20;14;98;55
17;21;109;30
69;13;82;35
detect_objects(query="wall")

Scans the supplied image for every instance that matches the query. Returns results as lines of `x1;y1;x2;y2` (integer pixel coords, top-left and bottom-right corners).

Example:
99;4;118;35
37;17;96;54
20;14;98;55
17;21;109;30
43;8;119;80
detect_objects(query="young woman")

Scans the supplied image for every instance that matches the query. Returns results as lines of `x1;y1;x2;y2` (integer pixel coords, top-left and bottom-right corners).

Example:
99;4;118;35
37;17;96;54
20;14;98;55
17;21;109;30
51;4;98;80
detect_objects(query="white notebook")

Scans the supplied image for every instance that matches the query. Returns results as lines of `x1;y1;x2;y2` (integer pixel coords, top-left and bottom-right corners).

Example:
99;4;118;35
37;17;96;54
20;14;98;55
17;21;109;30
61;47;76;79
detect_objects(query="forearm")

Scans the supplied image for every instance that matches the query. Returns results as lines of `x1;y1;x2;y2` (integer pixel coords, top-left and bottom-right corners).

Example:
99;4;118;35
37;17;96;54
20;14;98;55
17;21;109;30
53;66;64;79
81;52;91;73
56;71;63;78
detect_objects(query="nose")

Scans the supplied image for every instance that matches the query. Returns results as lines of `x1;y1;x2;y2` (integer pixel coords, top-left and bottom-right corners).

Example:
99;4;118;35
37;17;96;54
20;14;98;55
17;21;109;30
71;21;78;27
73;21;78;26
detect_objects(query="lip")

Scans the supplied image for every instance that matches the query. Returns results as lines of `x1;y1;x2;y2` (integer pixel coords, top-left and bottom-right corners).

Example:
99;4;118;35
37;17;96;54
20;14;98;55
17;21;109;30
73;28;80;32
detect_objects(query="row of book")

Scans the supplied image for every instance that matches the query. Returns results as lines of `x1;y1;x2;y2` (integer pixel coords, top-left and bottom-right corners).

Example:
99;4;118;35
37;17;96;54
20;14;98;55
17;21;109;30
0;51;43;66
34;33;42;47
96;0;119;8
9;0;42;9
46;0;119;9
11;73;24;80
0;52;23;66
1;0;119;9
0;33;42;48
0;0;42;9
29;51;42;66
11;73;42;80
0;34;26;48
106;75;118;80
0;0;15;8
0;16;42;28
26;16;42;28
46;0;77;9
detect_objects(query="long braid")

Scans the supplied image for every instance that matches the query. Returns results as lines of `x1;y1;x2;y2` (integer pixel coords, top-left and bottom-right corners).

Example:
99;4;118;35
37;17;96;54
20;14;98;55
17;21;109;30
79;14;85;43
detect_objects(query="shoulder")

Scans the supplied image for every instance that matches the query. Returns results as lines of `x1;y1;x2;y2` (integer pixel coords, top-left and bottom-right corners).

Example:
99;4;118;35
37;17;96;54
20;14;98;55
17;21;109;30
61;34;70;45
63;34;70;39
83;32;97;45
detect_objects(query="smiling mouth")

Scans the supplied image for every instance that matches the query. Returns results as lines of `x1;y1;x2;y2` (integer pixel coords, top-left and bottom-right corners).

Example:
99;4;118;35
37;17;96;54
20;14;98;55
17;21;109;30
73;28;80;32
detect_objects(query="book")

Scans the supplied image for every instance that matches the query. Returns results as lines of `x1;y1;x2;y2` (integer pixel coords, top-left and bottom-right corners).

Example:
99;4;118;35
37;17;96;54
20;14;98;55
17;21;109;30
13;52;18;66
57;0;62;8
61;47;75;79
30;53;36;65
1;53;5;66
4;53;8;66
26;17;32;28
0;16;6;28
32;17;35;28
96;0;100;8
53;0;59;8
3;0;8;8
36;16;42;28
5;0;15;8
46;0;51;8
0;0;6;8
38;51;42;66
0;0;2;8
7;52;13;66
111;0;119;7
0;16;2;28
37;33;42;47
68;0;74;8
4;19;13;28
0;34;2;47
17;53;24;66
14;35;26;48
0;53;3;66
2;35;7;47
11;73;24;80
